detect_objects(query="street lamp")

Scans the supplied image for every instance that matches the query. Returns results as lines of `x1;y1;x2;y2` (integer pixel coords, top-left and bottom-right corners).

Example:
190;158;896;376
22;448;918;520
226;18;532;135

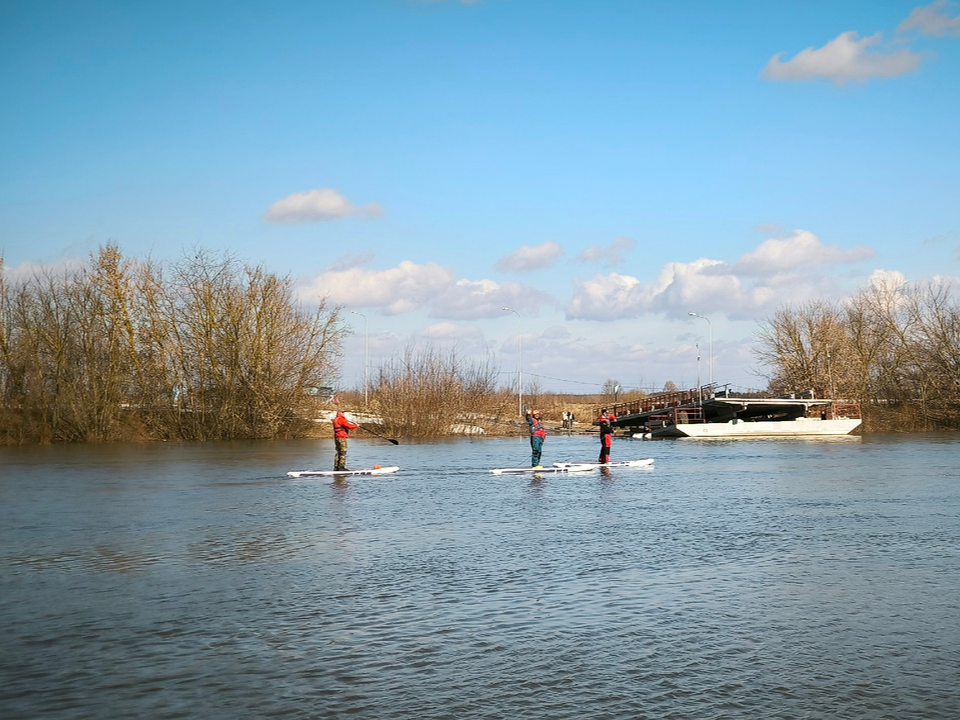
502;306;522;415
350;310;368;407
696;343;702;406
688;312;713;387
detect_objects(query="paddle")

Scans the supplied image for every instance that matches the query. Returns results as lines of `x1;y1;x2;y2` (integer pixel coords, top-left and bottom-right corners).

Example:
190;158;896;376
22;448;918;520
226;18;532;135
357;423;399;445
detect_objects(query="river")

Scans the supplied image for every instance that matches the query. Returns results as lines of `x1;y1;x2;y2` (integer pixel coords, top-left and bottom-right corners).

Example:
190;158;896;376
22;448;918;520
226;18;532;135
2;433;959;719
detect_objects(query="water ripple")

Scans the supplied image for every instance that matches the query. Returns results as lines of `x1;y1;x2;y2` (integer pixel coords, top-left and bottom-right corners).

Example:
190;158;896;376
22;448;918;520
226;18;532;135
2;435;960;718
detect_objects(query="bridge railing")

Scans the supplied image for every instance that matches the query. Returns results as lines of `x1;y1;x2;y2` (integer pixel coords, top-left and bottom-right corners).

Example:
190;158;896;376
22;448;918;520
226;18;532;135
601;388;703;420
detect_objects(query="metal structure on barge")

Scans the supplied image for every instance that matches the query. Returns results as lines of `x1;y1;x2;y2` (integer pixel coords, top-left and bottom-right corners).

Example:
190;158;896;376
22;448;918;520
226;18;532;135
602;386;862;439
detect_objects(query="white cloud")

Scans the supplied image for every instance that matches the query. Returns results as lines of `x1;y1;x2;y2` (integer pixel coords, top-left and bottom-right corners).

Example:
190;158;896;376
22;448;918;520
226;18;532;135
867;268;908;293
567;230;875;321
301;260;454;314
327;253;375;272
541;325;572;340
263;188;383;223
733;229;874;274
300;260;553;319
578;237;636;266
436;278;554;320
566;272;648;321
762;31;922;84
419;322;484;341
0;256;84;282
899;0;960;36
495;241;563;272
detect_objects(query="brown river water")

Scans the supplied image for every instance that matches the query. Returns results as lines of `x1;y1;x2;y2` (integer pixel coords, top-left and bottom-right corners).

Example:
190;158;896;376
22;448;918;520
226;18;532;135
2;433;959;719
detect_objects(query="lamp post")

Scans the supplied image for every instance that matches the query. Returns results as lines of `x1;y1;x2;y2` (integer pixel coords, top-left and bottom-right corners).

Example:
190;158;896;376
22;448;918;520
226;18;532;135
502;306;522;415
350;310;368;407
688;312;713;387
696;343;702;406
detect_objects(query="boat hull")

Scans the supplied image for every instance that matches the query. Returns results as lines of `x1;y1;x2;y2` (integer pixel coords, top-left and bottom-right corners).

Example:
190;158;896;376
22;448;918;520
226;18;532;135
653;417;861;438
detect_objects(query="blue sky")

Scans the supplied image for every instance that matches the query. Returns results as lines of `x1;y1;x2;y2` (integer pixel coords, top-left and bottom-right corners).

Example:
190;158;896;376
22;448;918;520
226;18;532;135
2;0;958;393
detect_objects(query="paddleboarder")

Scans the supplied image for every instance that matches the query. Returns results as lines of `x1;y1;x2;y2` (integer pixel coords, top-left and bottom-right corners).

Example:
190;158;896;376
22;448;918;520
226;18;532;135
333;410;359;470
525;408;547;468
597;408;616;464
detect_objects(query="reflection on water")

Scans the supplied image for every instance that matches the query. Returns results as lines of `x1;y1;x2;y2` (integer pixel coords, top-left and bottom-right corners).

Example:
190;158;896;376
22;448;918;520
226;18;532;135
2;434;960;719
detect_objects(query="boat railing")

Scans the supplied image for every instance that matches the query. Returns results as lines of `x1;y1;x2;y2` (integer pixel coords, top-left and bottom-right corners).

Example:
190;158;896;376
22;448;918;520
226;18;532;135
634;406;706;430
600;386;857;422
832;402;862;419
603;388;703;419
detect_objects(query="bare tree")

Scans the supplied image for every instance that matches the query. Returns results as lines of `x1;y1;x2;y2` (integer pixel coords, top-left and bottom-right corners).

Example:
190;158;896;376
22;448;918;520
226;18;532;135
371;346;509;437
0;246;346;443
755;281;960;430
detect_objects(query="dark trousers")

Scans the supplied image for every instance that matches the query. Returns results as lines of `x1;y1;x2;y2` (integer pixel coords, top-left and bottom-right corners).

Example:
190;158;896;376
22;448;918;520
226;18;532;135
530;436;543;467
598;435;611;463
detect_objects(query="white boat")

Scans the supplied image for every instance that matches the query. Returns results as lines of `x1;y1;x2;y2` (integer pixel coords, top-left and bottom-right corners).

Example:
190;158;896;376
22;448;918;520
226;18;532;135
658;417;861;438
490;464;595;475
287;466;399;478
603;391;862;440
552;458;655;468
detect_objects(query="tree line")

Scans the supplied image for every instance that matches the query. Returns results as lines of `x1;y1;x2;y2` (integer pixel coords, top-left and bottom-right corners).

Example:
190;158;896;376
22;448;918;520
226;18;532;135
755;278;960;431
0;245;346;443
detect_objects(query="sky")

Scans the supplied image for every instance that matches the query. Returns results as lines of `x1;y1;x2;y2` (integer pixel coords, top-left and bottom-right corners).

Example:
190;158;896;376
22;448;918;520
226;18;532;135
2;0;958;395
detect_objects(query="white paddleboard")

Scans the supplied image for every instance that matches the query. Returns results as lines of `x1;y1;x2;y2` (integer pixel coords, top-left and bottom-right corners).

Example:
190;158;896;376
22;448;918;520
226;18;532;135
287;466;400;478
552;458;655;469
490;464;595;475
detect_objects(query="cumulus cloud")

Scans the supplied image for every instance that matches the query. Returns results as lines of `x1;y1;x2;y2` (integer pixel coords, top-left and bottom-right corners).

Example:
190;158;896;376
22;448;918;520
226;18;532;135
264;188;383;223
301;260;453;314
567;230;875;321
899;0;960;36
733;229;874;275
578;237;636;266
299;260;553;319
868;268;908;293
436;278;553;320
495;241;563;272
418;322;484;340
762;31;922;84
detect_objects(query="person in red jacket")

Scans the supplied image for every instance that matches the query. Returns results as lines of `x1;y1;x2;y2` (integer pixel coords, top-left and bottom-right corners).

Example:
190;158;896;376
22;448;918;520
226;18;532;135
597;408;617;464
333;410;359;470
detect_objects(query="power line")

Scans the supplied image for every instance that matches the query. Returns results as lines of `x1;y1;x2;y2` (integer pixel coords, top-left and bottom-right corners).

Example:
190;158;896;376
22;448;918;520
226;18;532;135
526;372;604;386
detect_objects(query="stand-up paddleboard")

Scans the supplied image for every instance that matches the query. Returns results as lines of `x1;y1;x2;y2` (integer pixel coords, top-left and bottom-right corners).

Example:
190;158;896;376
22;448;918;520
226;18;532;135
287;466;399;478
552;458;655;469
490;464;595;475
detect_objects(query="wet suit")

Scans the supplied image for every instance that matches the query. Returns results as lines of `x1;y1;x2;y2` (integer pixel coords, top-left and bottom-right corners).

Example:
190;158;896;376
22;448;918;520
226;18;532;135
598;412;616;463
526;412;546;468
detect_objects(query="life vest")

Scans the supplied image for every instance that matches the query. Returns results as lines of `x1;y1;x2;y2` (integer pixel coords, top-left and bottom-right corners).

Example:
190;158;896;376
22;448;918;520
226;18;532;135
333;413;358;438
528;415;546;440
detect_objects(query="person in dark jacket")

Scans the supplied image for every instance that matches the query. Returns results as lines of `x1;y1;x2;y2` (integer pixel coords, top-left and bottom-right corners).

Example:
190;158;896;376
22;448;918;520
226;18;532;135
333;410;359;470
525;408;547;468
597;408;616;464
